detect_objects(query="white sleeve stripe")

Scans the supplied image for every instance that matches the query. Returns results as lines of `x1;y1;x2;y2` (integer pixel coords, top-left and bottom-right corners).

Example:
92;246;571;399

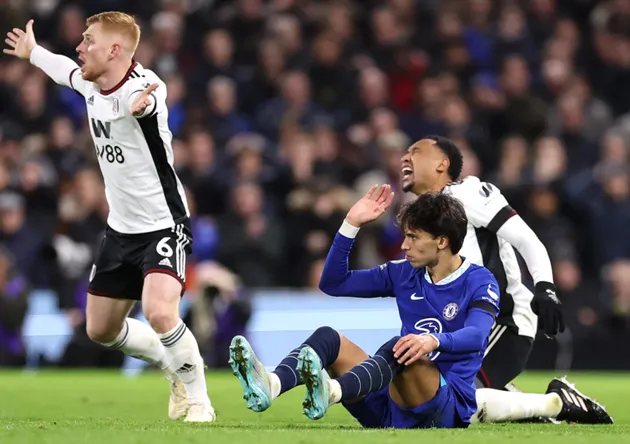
496;215;554;284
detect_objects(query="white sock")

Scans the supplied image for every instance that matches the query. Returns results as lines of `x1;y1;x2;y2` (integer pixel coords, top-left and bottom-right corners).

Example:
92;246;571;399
103;318;167;368
472;388;563;423
328;379;342;405
158;320;210;406
269;372;281;400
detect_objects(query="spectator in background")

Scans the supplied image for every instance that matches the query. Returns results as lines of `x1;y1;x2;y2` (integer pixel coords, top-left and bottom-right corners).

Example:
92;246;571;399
499;55;548;142
191;29;242;95
225;0;267;67
400;73;446;142
14;73;52;135
256;70;320;142
589;165;630;269
532;136;567;186
164;74;187;137
0;248;28;367
216;181;284;287
44;117;87;182
0;191;49;288
189;261;251;369
309;31;355;115
206;76;251;147
285;180;350;287
151;10;184;76
266;14;307;69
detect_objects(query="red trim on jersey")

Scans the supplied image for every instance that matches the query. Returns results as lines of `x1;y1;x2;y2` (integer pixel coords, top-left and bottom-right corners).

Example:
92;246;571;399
144;268;186;296
99;61;138;96
69;67;79;91
479;368;492;388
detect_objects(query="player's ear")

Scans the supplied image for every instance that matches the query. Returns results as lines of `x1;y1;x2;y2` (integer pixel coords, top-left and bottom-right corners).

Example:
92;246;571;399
109;43;121;59
437;235;449;251
436;158;448;174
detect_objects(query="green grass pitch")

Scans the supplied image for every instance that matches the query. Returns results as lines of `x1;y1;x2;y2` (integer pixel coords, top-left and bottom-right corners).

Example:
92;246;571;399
0;371;628;444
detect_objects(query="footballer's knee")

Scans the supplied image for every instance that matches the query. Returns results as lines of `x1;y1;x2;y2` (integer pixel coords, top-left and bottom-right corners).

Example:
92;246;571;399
86;319;123;344
142;272;183;333
143;303;179;333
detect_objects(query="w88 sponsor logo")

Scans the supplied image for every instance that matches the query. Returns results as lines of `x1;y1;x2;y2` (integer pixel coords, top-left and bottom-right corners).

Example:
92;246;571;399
95;144;125;164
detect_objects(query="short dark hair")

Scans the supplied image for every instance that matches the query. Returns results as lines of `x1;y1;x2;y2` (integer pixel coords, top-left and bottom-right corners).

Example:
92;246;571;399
397;192;467;254
424;135;463;180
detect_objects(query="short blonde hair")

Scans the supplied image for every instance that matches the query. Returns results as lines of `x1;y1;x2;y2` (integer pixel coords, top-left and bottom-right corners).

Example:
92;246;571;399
86;11;141;53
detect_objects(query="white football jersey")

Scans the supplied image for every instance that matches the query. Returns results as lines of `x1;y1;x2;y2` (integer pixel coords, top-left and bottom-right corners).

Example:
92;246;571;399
69;62;189;234
444;176;537;338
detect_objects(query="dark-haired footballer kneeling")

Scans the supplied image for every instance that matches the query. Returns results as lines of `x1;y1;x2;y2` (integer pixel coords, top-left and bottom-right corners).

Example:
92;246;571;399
228;185;501;429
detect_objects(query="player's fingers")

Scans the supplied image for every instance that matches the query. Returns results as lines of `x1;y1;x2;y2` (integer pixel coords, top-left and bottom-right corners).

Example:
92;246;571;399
364;184;378;200
12;28;25;37
7;32;19;42
380;191;395;210
374;184;387;203
398;344;419;364
392;336;411;357
143;83;159;95
25;19;34;34
392;338;407;356
375;184;389;203
404;348;423;366
2;48;15;55
5;39;16;48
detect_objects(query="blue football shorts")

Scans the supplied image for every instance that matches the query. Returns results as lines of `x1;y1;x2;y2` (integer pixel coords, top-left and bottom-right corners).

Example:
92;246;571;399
342;374;468;429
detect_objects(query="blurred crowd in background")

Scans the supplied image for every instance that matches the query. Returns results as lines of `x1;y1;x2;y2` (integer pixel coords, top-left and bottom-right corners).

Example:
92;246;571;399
1;0;630;369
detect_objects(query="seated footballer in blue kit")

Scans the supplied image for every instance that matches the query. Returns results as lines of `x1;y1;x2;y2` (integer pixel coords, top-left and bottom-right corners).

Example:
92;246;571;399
227;185;500;429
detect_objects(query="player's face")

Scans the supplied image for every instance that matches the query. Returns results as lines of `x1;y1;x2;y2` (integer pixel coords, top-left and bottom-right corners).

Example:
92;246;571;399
400;228;443;268
76;24;114;81
401;140;447;195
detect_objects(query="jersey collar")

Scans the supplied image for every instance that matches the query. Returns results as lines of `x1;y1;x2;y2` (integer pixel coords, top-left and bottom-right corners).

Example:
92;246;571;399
100;61;138;96
424;257;471;285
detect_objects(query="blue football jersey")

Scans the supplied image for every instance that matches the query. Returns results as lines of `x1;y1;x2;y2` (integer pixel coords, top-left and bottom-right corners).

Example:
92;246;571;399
319;232;501;423
383;258;500;421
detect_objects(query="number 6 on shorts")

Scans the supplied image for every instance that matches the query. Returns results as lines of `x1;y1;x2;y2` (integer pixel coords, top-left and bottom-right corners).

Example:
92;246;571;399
156;236;173;257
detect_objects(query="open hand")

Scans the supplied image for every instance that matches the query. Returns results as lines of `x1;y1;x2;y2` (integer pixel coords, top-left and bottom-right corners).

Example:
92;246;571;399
131;83;159;116
4;19;37;60
393;334;439;366
345;184;395;227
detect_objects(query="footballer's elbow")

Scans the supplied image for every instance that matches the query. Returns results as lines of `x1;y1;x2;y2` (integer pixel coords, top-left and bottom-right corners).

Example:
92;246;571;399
318;276;346;296
318;280;339;296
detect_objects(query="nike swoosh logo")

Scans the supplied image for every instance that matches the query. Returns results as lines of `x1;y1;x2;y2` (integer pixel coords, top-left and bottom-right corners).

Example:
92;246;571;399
410;293;424;300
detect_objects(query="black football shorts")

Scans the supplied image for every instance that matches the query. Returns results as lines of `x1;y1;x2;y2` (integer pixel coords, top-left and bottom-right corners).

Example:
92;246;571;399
475;324;534;389
87;221;193;300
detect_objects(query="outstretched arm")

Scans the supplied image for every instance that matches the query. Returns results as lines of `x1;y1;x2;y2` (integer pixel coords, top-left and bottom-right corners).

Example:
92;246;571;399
5;20;86;96
319;184;397;298
319;221;395;298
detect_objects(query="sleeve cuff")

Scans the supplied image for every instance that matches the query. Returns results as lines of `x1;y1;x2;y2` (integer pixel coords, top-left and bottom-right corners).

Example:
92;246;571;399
427;334;441;350
338;220;360;239
29;45;44;64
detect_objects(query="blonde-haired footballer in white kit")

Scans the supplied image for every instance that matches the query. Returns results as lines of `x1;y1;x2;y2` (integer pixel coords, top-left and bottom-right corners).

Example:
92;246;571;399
4;14;215;422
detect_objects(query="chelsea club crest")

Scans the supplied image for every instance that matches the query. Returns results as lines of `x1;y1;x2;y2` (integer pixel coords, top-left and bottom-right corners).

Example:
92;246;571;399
443;302;459;321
